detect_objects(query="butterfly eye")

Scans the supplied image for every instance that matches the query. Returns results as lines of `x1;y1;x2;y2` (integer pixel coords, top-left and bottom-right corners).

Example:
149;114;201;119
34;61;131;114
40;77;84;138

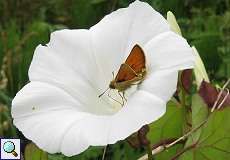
109;83;115;89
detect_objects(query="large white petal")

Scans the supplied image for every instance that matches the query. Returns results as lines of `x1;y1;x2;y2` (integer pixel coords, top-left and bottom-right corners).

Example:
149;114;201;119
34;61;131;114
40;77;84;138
34;29;102;87
90;0;170;81
12;82;90;153
12;82;165;156
144;31;195;72
140;69;178;102
61;90;165;156
29;30;116;114
109;90;165;143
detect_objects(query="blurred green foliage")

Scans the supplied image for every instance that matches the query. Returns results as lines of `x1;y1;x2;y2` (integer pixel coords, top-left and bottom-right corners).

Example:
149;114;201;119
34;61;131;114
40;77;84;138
0;0;229;159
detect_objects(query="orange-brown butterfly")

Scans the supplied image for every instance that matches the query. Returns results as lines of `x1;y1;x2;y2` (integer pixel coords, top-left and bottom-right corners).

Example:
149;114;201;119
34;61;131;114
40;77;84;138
99;44;146;104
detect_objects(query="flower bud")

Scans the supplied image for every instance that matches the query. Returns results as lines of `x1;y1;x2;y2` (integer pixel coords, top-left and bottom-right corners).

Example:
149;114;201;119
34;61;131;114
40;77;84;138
192;46;210;88
167;11;182;35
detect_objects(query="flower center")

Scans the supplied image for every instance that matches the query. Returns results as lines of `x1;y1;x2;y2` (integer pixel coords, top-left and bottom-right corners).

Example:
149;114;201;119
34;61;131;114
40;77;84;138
97;85;138;115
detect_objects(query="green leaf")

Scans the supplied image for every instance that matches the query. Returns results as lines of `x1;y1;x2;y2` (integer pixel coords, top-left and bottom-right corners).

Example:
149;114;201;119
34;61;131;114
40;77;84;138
190;32;222;73
17;21;50;91
0;90;12;106
70;0;107;28
48;154;66;160
25;143;48;160
185;94;209;145
69;146;102;160
180;107;230;160
148;101;184;160
191;94;208;125
90;0;106;4
5;22;20;50
111;142;143;160
48;142;143;160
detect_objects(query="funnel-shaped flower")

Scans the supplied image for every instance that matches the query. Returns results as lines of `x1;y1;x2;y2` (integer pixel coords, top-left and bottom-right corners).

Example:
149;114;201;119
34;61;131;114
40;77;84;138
12;0;195;156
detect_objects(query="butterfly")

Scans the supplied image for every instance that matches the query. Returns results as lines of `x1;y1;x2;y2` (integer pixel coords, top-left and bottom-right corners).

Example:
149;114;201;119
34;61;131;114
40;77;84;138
99;44;146;104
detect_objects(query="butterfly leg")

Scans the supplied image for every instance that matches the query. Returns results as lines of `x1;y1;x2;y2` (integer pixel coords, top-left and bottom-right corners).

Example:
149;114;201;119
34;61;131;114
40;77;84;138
118;91;125;106
122;92;127;102
129;75;145;85
108;90;123;106
130;81;143;85
130;82;140;85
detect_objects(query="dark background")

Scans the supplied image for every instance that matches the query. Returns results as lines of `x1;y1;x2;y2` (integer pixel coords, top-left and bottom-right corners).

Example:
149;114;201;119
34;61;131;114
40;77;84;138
0;0;229;159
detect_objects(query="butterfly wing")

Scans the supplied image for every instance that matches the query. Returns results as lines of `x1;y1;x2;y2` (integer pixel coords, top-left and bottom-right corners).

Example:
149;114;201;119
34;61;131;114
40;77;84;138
125;44;146;73
115;64;137;83
115;44;146;82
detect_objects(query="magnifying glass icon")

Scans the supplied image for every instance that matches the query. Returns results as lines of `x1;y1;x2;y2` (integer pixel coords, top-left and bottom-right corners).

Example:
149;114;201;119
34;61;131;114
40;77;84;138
3;141;18;157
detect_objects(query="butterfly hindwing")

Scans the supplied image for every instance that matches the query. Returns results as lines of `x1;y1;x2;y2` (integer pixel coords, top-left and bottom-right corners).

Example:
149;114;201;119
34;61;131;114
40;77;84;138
115;44;146;83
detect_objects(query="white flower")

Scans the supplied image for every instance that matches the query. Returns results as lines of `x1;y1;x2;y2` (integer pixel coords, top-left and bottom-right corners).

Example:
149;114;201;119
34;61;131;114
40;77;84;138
11;0;195;156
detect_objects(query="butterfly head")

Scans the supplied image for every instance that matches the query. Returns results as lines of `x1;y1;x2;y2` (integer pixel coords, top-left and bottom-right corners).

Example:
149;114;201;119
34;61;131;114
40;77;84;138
109;80;116;89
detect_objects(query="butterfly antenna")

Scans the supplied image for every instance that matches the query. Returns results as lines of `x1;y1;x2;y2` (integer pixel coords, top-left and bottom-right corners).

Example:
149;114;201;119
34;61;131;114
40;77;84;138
112;71;114;79
108;90;123;106
98;88;110;98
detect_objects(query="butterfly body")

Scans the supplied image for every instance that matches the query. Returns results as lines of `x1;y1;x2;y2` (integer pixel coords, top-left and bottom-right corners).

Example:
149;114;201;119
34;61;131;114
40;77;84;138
109;66;146;92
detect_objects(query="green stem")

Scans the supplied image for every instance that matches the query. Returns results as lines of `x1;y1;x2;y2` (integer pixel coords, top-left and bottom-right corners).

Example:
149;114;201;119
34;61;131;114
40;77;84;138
178;71;191;133
181;88;186;108
147;144;153;160
178;71;186;107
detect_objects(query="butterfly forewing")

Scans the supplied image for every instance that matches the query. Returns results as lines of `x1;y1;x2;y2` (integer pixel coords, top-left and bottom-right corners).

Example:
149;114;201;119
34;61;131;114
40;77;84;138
115;64;137;82
115;44;146;82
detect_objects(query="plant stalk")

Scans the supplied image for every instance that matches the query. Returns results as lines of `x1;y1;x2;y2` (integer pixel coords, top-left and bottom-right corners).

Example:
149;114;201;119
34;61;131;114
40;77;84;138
147;143;153;160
